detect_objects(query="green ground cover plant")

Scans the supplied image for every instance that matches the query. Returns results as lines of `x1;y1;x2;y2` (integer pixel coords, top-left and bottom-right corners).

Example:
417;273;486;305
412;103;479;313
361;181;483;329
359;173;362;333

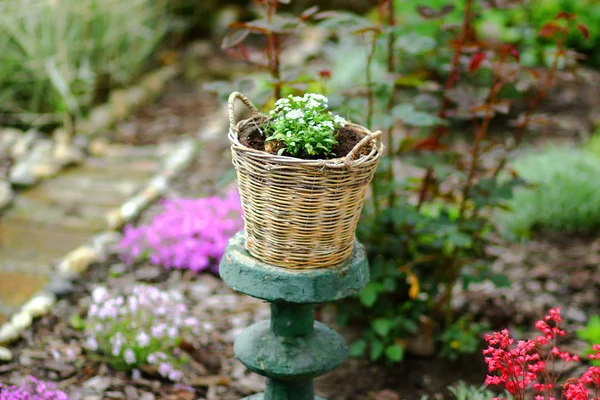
498;147;600;237
0;0;171;128
81;285;201;381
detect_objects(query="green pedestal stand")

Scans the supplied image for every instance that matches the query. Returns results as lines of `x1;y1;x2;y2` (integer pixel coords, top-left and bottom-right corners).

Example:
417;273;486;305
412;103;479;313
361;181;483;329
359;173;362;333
219;232;370;400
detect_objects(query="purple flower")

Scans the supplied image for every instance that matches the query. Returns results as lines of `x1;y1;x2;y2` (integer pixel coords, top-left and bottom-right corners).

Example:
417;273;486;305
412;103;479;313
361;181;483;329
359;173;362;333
118;189;243;273
84;284;200;382
0;376;71;399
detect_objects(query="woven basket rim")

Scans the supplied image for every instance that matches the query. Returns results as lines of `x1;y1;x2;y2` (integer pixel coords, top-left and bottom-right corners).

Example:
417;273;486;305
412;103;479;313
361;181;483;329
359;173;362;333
228;91;383;169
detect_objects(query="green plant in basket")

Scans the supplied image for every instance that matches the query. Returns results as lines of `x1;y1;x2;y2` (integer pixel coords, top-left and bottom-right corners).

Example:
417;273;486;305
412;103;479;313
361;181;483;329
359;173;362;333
265;93;347;159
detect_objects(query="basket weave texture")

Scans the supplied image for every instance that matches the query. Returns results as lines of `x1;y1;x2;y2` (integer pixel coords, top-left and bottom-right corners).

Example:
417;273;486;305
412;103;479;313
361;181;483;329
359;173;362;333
228;92;382;269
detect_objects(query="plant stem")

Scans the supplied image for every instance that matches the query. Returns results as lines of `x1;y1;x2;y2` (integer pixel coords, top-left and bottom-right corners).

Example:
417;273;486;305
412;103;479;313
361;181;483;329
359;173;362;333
385;0;397;207
416;0;474;210
491;40;563;179
366;29;380;218
265;1;281;100
365;32;377;129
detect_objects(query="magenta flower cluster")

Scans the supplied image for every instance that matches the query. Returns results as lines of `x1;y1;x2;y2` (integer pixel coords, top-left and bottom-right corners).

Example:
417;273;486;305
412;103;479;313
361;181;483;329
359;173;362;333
0;376;70;400
118;189;243;273
84;285;202;382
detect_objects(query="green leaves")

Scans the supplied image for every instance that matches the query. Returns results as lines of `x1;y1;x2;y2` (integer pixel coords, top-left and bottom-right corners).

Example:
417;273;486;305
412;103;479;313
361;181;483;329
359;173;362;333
373;318;395;337
265;93;343;158
577;315;600;366
359;282;382;308
391;104;446;127
348;339;367;357
384;344;405;362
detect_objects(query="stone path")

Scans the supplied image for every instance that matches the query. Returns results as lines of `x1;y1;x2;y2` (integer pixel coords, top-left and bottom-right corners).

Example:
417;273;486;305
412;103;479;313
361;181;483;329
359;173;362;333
0;144;171;323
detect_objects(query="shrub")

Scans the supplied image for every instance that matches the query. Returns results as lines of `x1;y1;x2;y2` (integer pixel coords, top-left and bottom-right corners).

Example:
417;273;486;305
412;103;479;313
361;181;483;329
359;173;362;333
265;93;347;158
498;147;600;237
217;0;587;365
118;189;243;273
0;0;171;127
84;285;200;381
0;376;71;400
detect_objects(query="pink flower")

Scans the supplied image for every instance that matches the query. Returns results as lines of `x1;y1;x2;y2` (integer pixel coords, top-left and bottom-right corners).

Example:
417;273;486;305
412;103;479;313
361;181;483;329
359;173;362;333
118;189;243;273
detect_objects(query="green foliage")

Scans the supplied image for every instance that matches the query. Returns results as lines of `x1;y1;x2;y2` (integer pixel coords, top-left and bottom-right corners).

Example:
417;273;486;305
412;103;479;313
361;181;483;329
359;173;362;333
0;0;171;127
439;316;489;361
420;381;498;400
498;147;600;237
477;0;600;67
265;93;346;158
215;0;584;366
576;315;600;366
587;129;600;160
447;381;498;400
83;285;200;381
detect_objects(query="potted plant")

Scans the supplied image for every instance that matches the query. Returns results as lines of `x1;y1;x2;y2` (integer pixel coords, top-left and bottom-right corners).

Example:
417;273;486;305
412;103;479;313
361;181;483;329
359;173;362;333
228;91;382;269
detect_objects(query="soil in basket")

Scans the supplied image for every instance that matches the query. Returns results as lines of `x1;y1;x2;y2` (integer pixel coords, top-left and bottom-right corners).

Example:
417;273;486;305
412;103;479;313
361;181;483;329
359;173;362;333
238;122;372;160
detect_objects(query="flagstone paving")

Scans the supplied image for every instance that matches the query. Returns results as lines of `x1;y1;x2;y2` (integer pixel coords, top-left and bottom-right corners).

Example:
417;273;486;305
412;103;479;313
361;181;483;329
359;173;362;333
0;146;167;322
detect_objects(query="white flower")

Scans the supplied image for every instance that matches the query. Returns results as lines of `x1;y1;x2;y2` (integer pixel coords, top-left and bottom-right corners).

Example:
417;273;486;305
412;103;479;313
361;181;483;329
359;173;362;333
92;287;109;303
285;110;304;120
167;327;178;339
136;332;150;347
86;337;98;351
168;370;183;382
333;115;347;127
124;348;136;365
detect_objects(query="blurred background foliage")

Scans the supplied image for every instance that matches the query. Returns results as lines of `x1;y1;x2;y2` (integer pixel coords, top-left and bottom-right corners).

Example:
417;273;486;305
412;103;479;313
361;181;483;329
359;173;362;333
2;0;600;367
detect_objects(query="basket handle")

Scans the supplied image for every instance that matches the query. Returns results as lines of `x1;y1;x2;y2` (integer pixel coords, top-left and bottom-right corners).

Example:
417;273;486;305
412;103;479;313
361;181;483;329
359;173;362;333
344;130;382;170
228;92;259;132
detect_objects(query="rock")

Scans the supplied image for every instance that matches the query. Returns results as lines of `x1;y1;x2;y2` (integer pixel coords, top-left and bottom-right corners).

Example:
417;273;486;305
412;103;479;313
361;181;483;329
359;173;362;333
0;180;14;211
106;209;125;230
0;323;20;344
10;311;32;330
10;130;38;160
109;89;131;120
0;346;13;362
45;277;76;297
148;176;168;192
30;162;61;179
9;139;58;186
89;138;109;156
72;134;91;150
87;105;114;134
21;292;56;318
109;263;128;278
127;86;149;108
0;128;21;153
135;266;162;281
9;162;37;186
139;393;155;400
162;140;198;177
53;142;84;166
140;74;165;95
58;246;99;274
91;231;122;255
564;306;588;324
83;376;112;393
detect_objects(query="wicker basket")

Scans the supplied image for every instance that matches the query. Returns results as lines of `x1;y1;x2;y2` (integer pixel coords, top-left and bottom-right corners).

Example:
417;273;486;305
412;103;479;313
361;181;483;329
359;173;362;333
228;92;382;269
